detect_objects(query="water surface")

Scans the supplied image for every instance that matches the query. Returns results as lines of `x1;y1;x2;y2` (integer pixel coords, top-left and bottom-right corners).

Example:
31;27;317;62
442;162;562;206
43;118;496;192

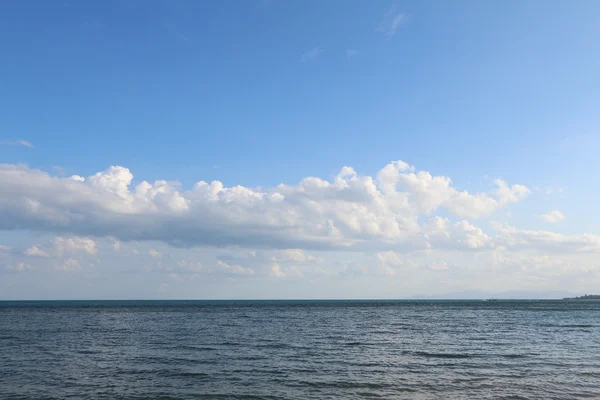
1;300;599;399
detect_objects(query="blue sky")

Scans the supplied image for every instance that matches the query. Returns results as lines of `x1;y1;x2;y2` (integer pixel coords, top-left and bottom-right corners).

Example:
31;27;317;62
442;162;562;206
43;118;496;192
1;1;599;299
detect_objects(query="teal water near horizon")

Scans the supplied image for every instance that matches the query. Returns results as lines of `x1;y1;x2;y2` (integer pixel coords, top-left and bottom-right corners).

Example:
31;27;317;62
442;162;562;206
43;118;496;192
1;300;599;399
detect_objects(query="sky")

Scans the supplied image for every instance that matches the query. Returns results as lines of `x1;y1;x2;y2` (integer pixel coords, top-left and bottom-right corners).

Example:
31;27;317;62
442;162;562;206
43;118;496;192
1;0;599;299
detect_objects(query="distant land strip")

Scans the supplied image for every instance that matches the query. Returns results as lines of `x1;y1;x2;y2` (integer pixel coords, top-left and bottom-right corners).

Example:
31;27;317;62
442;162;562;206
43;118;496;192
563;294;600;300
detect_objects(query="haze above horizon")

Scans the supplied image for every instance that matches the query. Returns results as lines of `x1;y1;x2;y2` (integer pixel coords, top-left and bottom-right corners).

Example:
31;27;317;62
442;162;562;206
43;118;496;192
1;0;599;300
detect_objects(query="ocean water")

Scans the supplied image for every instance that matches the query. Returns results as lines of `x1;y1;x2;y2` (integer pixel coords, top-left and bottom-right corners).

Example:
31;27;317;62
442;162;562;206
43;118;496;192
1;300;599;400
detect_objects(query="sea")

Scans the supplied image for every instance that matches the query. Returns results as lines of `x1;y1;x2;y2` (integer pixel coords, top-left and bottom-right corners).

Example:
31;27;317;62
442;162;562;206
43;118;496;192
0;300;598;399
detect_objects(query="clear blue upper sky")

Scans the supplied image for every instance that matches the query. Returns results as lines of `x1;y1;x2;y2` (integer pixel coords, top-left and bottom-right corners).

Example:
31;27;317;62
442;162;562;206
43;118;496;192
0;1;599;298
2;0;598;183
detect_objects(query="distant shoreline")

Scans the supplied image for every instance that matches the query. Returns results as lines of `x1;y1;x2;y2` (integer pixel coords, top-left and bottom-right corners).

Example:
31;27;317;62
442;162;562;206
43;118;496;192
562;295;600;300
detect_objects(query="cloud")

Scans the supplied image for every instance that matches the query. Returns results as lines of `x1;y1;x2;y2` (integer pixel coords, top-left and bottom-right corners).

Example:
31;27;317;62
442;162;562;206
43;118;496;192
301;47;323;62
429;260;449;271
0;245;13;255
221;249;323;264
53;237;97;255
376;251;404;276
424;217;492;250
492;223;600;253
55;258;81;273
3;262;33;272
0;140;33;148
24;246;50;258
214;260;254;276
20;236;96;258
0;162;531;252
266;262;303;278
346;49;360;58
376;8;407;38
149;249;161;258
539;210;565;223
154;258;254;278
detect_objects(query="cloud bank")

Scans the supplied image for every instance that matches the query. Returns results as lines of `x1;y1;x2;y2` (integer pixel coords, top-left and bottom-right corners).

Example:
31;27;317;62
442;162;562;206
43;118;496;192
0;161;535;252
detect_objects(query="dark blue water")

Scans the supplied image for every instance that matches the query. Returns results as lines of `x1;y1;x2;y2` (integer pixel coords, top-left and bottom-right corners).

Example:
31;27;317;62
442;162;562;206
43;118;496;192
1;300;599;399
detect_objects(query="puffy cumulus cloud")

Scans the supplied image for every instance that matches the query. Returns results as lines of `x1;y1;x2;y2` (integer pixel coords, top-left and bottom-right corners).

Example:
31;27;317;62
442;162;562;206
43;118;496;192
215;260;254;276
539;210;566;223
53;237;97;256
0;162;530;252
270;249;323;264
492;223;600;253
266;262;304;278
268;263;286;278
429;261;449;271
423;217;492;250
55;258;81;273
19;236;97;259
24;246;50;258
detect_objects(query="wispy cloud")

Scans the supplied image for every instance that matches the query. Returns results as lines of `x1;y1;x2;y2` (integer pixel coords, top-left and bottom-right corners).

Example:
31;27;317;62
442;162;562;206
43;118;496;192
346;49;360;58
301;47;323;62
539;210;566;223
0;140;33;148
376;7;407;38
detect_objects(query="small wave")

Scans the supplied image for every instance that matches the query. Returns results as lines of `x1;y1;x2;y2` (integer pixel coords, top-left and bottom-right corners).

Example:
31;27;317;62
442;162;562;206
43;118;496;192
217;341;242;346
255;343;293;349
172;345;217;351
233;355;266;361
77;350;101;355
413;351;473;359
345;341;368;346
154;369;210;378
171;371;210;377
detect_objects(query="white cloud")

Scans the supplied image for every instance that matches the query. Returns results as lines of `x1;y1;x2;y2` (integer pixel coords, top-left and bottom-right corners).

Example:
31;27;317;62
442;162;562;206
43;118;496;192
237;249;323;264
301;47;323;62
155;258;253;278
492;223;600;253
376;251;404;276
346;49;360;58
215;260;254;276
424;217;492;250
376;8;407;38
268;262;285;278
539;210;565;223
429;260;449;271
53;237;97;255
55;258;81;273
24;246;50;258
149;249;161;258
0;162;531;253
0;140;33;148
